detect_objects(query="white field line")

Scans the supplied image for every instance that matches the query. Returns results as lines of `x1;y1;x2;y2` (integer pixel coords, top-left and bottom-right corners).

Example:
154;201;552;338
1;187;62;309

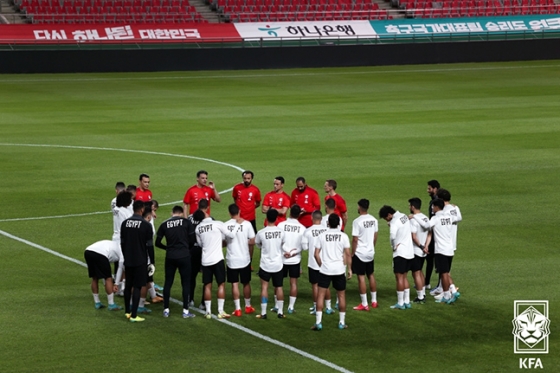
0;228;354;373
0;63;559;83
0;143;239;222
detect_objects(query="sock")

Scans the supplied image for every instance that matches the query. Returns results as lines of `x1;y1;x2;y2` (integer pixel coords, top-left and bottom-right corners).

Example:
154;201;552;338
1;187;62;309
164;308;170;314
288;296;296;310
93;293;100;303
261;296;268;315
274;295;278;308
107;293;114;305
404;288;410;304
360;293;367;306
234;299;241;310
183;308;189;314
437;279;442;289
444;291;451;300
218;298;225;313
149;283;157;298
340;311;346;325
397;291;404;306
325;300;331;309
244;298;251;307
450;284;457;294
418;288;425;299
277;300;284;315
316;311;323;325
205;300;211;313
370;291;377;303
139;298;146;307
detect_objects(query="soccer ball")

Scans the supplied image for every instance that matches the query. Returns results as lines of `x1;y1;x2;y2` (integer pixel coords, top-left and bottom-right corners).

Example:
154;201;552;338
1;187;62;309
205;313;212;319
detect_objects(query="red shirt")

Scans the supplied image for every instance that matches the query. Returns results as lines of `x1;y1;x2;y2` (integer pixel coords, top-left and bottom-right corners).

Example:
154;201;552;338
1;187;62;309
324;193;347;230
135;188;152;202
183;185;217;215
263;191;291;226
290;186;321;228
232;183;261;221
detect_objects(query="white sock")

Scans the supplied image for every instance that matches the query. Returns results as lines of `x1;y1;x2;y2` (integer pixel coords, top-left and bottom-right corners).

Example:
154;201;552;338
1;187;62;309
360;293;367;306
288;296;296;310
93;293;100;303
450;284;457;294
370;291;377;303
218;298;225;313
139;298;146;307
340;311;346;325
444;291;451;300
325;300;331;309
277;300;284;315
244;298;251;307
261;303;267;316
164;308;170;313
316;311;323;325
397;291;404;306
107;293;114;305
404;288;410;304
234;299;241;311
182;308;188;314
149;283;157;298
274;295;278;308
205;300;211;313
418;288;424;298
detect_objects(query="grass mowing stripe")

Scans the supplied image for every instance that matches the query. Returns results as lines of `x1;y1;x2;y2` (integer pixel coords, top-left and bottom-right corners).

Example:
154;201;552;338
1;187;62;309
0;63;559;83
0;228;354;373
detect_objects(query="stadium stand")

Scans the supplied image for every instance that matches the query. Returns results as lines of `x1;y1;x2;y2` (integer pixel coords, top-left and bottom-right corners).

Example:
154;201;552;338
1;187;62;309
7;0;560;24
14;0;208;24
214;0;392;23
396;0;560;18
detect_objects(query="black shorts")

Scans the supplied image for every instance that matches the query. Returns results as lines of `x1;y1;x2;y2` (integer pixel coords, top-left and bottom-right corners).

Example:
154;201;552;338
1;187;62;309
352;256;374;276
84;251;112;279
308;268;320;284
318;273;346;291
258;269;284;288
283;263;301;279
125;265;148;289
435;254;453;274
202;260;226;285
411;255;426;272
393;256;412;274
227;264;251;284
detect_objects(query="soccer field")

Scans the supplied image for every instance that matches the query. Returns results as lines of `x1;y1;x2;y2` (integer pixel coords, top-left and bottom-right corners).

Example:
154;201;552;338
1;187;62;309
1;61;559;373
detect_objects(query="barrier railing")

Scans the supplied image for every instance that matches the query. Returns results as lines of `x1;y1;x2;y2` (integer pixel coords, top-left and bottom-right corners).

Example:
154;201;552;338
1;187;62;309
1;28;560;49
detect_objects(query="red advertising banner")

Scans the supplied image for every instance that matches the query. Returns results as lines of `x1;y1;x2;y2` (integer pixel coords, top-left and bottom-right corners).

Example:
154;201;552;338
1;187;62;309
0;23;241;43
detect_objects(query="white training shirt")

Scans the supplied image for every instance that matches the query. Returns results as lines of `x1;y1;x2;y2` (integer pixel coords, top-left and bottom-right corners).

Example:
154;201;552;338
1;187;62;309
196;217;235;266
443;203;462;251
224;219;255;269
278;218;305;265
389;211;414;259
321;214;342;231
302;224;328;270
112;206;133;241
429;210;456;256
409;212;430;257
351;213;378;262
255;226;284;273
316;228;350;276
85;240;124;285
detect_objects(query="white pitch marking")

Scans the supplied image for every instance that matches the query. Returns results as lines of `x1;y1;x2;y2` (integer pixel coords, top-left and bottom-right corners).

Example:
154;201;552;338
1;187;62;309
0;228;354;373
0;143;240;222
0;64;558;83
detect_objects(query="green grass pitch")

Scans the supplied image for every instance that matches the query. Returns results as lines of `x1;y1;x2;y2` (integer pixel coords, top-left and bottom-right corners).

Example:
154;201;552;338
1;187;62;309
0;60;559;373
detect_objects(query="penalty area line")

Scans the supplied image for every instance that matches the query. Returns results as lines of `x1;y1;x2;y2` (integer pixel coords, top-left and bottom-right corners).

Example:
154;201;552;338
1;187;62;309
0;228;354;373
